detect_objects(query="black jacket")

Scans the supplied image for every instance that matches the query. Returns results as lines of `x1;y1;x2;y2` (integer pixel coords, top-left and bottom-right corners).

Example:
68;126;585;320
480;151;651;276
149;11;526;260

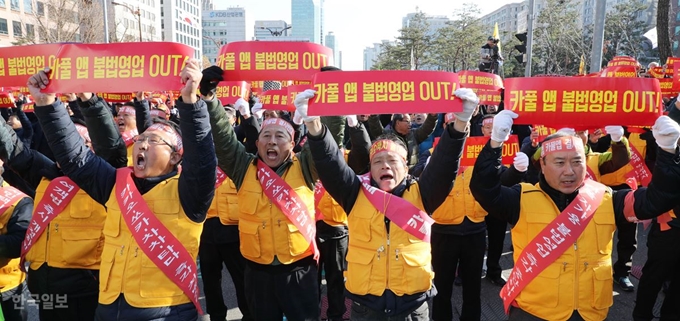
308;122;467;316
470;141;680;226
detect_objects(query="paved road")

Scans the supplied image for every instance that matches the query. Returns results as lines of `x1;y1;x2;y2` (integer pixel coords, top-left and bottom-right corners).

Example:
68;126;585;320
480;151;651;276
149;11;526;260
24;224;667;320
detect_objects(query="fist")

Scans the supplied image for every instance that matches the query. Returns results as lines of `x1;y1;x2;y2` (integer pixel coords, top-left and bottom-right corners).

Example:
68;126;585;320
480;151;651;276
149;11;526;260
491;110;518;143
604;125;624;142
180;59;203;103
26;68;56;107
513;152;529;172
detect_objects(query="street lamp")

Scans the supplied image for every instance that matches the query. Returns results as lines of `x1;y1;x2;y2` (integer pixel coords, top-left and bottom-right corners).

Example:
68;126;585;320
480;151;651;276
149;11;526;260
259;25;292;37
112;1;142;42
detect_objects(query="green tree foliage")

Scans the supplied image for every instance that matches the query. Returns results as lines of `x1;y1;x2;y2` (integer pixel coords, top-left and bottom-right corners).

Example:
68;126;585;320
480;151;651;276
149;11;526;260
603;0;649;63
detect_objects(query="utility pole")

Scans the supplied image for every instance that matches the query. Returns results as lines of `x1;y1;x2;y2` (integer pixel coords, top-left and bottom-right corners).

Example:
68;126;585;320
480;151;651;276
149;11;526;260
112;1;143;42
590;0;607;73
103;0;109;43
525;0;535;77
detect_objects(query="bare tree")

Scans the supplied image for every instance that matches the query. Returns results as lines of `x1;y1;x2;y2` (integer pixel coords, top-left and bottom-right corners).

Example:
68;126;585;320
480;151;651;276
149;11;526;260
12;0;105;45
657;0;672;64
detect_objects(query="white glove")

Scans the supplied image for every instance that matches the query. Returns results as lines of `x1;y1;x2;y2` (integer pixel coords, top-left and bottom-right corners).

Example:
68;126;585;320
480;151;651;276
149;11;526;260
346;115;358;127
293;89;319;122
491;110;518;143
292;111;304;125
557;128;576;135
234;98;250;117
453;88;479;122
513;152;529;172
652;116;680;150
605;125;624;142
251;98;264;118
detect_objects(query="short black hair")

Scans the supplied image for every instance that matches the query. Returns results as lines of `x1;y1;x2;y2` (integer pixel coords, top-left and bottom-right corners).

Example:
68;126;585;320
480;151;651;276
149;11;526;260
321;66;341;72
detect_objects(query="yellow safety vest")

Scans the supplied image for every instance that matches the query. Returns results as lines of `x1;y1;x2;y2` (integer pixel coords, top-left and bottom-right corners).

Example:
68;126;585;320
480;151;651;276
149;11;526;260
237;157;315;265
600;136;638;187
206;178;239;225
26;178;106;270
99;175;203;308
432;166;487;224
345;183;433;297
316;151;350;227
0;183;27;293
513;183;615;321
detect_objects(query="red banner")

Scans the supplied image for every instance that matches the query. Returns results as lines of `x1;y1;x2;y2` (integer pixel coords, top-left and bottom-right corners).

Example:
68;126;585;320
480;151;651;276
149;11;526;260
215;81;250;106
0;43;194;93
504;77;662;127
286;84;313;110
260;89;294;112
534;124;558;142
307;71;462;116
460;135;519;167
607;56;638;67
660;79;676;98
600;65;638;78
216;41;333;81
0;93;14;108
99;93;134;103
457;70;502;105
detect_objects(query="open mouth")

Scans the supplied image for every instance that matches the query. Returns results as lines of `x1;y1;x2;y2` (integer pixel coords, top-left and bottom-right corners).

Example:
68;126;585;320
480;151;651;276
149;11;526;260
136;154;146;170
117;120;126;131
266;149;278;160
380;174;394;181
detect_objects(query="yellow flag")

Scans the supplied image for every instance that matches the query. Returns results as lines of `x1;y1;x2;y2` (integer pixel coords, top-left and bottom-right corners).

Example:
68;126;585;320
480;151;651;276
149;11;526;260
493;22;501;54
579;54;585;75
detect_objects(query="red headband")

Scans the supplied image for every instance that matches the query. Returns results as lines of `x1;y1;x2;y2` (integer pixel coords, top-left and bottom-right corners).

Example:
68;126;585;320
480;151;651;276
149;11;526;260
540;136;584;158
146;123;183;155
369;139;407;161
261;118;294;139
482;118;494;126
150;109;168;119
118;106;136;116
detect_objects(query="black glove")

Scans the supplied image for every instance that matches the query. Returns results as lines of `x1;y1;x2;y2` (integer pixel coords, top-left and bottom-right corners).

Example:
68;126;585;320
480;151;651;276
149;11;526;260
199;66;225;96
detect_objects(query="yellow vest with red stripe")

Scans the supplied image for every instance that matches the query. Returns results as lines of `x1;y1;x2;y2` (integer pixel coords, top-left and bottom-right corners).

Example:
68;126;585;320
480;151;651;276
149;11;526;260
586;153;602;182
432;166;487;224
0;183;26;293
345;183;433;297
126;144;134;167
99;174;203;308
514;183;615;321
26;178;106;271
206;178;239;225
317;151;350;227
237;157;315;265
600;136;638;187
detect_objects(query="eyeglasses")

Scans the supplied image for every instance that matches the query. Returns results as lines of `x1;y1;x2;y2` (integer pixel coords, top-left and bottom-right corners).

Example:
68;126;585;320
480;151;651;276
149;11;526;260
133;133;176;152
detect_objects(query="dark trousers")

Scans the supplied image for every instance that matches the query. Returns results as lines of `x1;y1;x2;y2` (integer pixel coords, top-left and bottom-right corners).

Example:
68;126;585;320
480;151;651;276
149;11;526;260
508;307;584;320
1;282;27;321
198;240;251;321
244;259;319;321
431;231;485;321
94;297;197;321
485;215;507;279
39;293;98;321
27;266;99;321
633;223;680;321
350;300;428;321
613;212;638;278
316;225;348;321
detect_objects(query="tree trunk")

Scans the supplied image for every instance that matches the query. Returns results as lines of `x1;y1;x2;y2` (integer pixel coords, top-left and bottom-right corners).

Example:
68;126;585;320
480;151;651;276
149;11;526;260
658;0;672;64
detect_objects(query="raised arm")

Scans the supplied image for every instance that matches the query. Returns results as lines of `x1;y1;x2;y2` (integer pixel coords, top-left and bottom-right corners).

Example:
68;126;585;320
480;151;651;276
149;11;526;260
134;93;153;132
413;113;438;144
27;72;116;205
367;114;388;139
346;119;371;175
13;100;33;144
1;119;58;189
77;94;128;168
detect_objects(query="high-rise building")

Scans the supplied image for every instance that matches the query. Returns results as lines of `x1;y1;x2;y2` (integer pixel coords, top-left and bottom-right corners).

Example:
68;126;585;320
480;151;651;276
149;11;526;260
319;0;324;44
325;31;338;67
291;0;321;44
202;0;213;11
109;0;162;42
363;40;392;70
202;7;245;64
479;1;527;41
254;20;291;40
402;12;450;36
161;0;202;59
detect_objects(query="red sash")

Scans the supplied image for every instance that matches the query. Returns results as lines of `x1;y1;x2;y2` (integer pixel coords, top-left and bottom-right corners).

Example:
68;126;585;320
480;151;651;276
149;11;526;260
20;177;80;271
313;181;325;222
121;129;138;147
625;144;652;187
501;179;606;312
624;177;673;231
215;167;227;189
0;186;27;216
358;174;434;242
585;165;597;181
115;168;203;314
256;162;319;261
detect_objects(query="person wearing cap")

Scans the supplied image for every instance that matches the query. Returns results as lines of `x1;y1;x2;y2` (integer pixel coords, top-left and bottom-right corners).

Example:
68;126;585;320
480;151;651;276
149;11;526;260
428;113;524;320
302;87;476;320
479;36;503;73
366;113;438;173
202;67;321;320
469;110;680;321
26;60;216;321
2;95;126;320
